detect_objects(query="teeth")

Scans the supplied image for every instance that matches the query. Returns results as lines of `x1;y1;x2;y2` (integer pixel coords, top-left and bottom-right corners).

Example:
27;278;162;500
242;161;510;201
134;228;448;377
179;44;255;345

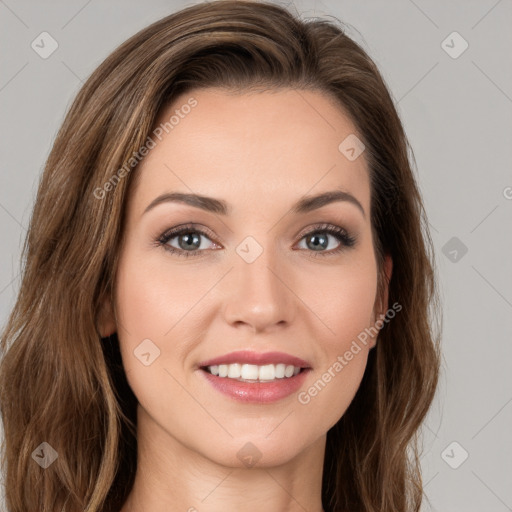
258;364;274;381
275;363;285;378
205;363;303;381
241;364;259;380
228;363;241;378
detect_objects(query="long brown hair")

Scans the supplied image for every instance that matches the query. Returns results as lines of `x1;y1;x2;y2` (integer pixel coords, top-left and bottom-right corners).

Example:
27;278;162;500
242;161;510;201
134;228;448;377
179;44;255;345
0;1;441;511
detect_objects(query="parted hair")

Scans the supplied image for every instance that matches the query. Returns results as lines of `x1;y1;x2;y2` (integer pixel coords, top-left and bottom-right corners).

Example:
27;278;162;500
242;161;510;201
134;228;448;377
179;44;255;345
0;1;441;511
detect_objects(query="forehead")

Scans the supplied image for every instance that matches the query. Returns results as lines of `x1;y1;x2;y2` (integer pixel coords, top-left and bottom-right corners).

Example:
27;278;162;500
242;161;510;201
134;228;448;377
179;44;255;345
130;87;370;215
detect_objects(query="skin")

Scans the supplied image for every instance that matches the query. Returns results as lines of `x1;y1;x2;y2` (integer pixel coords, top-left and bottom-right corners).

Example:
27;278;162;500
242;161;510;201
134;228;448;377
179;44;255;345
99;87;392;512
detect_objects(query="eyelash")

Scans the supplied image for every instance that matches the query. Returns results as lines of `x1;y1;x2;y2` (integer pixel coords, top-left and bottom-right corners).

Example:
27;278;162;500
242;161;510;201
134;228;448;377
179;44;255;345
155;222;357;259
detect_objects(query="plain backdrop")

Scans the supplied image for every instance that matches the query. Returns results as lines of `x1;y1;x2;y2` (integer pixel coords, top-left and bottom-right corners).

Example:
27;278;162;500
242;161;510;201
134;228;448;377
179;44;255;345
1;1;511;510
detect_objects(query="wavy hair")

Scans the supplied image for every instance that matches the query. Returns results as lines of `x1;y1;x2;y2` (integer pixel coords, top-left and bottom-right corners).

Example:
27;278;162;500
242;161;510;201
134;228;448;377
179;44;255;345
0;1;441;511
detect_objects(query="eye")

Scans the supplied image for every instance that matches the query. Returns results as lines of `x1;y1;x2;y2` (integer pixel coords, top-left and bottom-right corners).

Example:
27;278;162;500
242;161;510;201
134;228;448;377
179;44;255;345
295;223;356;257
157;224;219;258
156;222;357;258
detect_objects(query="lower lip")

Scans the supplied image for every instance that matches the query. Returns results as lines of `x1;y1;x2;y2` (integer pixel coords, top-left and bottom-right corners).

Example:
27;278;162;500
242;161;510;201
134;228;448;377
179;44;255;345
199;368;311;403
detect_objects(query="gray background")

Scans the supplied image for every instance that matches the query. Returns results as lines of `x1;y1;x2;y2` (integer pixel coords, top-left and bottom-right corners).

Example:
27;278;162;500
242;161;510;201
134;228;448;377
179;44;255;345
1;0;511;510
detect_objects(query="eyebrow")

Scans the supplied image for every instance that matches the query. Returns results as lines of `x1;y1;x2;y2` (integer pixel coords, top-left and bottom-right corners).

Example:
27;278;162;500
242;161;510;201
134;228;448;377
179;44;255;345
143;189;365;218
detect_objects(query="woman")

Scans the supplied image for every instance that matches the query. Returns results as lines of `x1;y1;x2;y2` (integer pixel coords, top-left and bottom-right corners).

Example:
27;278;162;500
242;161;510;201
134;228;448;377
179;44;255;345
0;1;441;511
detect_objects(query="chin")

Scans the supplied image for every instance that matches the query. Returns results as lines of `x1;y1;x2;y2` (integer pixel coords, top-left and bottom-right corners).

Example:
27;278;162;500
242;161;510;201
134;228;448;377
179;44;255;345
196;430;316;469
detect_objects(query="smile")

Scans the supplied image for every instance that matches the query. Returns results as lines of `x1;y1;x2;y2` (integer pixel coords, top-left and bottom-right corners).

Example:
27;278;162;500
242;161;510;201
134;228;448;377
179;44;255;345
203;363;302;381
197;350;312;403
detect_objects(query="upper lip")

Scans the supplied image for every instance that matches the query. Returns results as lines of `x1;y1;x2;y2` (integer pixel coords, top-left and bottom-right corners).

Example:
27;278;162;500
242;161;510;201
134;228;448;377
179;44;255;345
198;350;311;369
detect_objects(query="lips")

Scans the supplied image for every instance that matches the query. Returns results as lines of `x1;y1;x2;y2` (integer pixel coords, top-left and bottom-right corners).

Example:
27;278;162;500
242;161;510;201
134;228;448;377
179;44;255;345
197;350;312;369
199;366;311;403
196;350;312;403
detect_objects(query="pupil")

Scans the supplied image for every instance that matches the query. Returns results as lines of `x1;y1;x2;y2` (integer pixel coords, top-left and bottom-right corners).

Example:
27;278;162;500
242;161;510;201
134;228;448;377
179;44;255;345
180;233;200;250
307;234;327;251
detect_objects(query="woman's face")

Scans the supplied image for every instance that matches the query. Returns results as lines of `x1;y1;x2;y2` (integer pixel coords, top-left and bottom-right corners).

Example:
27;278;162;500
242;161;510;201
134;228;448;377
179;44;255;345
103;87;391;468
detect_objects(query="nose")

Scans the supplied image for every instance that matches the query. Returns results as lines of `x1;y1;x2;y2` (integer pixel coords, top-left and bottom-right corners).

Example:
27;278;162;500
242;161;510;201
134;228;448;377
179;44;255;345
221;245;296;333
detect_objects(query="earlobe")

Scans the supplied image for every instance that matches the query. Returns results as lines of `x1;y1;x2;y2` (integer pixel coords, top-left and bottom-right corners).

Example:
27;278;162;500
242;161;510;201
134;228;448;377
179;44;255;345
380;253;393;315
370;253;393;349
97;293;117;338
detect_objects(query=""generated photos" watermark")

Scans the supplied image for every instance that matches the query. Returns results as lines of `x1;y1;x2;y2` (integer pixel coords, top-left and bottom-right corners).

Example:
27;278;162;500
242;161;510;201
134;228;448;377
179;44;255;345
93;97;197;200
298;301;402;405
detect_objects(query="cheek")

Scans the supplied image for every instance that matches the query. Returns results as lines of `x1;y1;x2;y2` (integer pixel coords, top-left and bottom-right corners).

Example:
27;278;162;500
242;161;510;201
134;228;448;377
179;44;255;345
299;348;369;436
114;246;207;339
330;270;377;345
113;249;202;418
294;255;377;426
295;252;378;342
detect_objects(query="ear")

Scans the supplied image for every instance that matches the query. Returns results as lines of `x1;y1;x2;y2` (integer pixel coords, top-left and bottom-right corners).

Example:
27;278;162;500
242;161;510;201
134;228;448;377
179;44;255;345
369;253;393;349
97;290;117;338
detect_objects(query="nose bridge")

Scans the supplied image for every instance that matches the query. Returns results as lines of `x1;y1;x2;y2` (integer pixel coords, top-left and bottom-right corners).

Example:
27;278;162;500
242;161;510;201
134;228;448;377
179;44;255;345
222;236;295;331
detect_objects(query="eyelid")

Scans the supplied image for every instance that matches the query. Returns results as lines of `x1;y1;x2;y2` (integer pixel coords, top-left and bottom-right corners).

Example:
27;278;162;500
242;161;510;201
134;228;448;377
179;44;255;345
157;223;218;244
156;221;357;257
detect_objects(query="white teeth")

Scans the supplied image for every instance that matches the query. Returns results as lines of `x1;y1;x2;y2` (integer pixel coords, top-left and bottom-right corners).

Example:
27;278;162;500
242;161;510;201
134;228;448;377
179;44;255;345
258;364;275;381
275;363;286;378
241;364;259;380
205;362;303;381
284;365;294;377
228;363;241;378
